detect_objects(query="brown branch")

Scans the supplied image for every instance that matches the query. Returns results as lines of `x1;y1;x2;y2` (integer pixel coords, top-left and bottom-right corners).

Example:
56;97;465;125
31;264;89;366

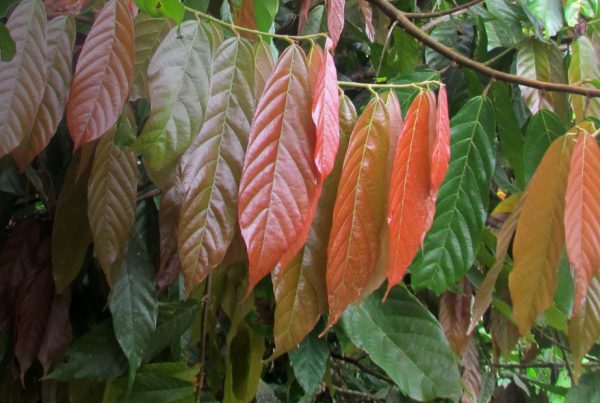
330;352;394;384
368;0;600;97
404;0;484;19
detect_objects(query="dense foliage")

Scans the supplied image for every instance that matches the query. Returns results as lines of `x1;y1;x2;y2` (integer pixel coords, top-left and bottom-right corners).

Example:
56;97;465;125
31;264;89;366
2;0;600;401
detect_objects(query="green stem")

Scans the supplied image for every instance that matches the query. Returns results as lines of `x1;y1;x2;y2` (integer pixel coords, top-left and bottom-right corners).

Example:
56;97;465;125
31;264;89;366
337;80;442;91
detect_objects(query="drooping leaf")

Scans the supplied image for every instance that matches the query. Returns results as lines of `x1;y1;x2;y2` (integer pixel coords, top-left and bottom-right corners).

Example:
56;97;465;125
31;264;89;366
327;0;344;49
340;286;461;402
238;44;319;292
411;97;496;294
0;0;47;158
358;0;375;42
298;0;310;34
108;232;158;385
253;39;275;101
325;97;389;328
130;13;174;101
11;16;75;170
0;22;15;61
66;0;134;148
224;323;265;402
38;291;72;375
566;370;600;402
565;0;596;26
289;330;329;395
564;130;600;313
178;37;256;295
523;109;567;183
516;39;569;121
156;185;180;288
525;0;564;36
509;134;576;335
136;21;212;171
253;0;278;33
569;272;600;379
460;338;481;403
569;36;600;121
431;86;450;191
439;280;471;355
272;95;356;357
491;308;519;359
135;0;184;23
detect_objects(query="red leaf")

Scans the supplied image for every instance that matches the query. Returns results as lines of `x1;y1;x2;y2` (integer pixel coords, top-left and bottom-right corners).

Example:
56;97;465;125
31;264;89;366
298;0;311;34
386;92;436;290
238;45;319;292
66;0;134;149
38;291;72;375
307;44;323;90
439;280;471;355
358;0;375;42
311;39;340;181
431;86;450;191
565;130;600;313
327;0;344;49
325;97;390;328
253;40;275;102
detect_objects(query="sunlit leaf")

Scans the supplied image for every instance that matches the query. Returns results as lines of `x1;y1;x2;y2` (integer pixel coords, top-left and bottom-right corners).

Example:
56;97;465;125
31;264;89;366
569;36;600;121
327;0;344;48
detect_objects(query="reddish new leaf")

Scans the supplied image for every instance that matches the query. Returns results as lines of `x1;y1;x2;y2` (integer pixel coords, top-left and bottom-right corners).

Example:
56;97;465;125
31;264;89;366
327;0;344;49
431;86;450;190
37;291;72;375
461;338;481;403
238;45;319;292
386;92;436;290
325;97;390;328
157;185;181;288
311;39;340;181
66;0;134;148
307;44;323;90
565;130;600;313
358;0;375;42
253;39;275;101
439;280;471;355
298;0;311;34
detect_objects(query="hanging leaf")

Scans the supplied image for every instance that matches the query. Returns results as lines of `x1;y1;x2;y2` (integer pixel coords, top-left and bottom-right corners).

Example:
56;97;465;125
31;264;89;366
272;95;356;357
431;86;450;191
564;129;600;313
67;0;134;148
325;97;389;328
460;338;481;403
491;309;519;359
11;16;75;170
439;280;471;356
253;39;275;101
289;330;329;395
88;129;138;285
130;14;174;101
569;272;600;379
238;44;319;292
0;0;47;158
516;39;569;121
569;36;600;121
411;97;496;294
224;322;265;402
525;0;564;37
358;0;375;42
523;110;567;183
157;185;181;287
298;0;310;34
565;0;595;26
327;0;344;49
178;37;256;295
136;21;212;171
38;291;72;375
509;134;575;335
340;286;461;402
253;0;278;34
0;22;15;61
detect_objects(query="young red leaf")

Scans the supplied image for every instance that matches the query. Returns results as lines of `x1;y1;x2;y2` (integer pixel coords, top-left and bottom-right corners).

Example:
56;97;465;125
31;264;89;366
311;39;340;181
298;0;311;34
565;130;600;313
307;44;323;90
157;185;181;289
66;0;134;149
253;39;275;101
37;291;72;375
325;97;390;328
386;91;436;291
327;0;344;49
358;0;375;42
238;45;320;292
431;86;450;191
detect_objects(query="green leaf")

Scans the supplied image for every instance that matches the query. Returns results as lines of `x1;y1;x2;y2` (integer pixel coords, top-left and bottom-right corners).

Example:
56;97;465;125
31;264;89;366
135;0;184;23
340;286;461;402
525;0;564;37
523;109;566;183
289;330;329;395
109;232;158;386
569;271;600;378
253;0;278;33
224;323;265;402
411;96;496;293
566;370;600;402
565;0;596;26
299;4;324;35
0;22;15;61
569;36;600;121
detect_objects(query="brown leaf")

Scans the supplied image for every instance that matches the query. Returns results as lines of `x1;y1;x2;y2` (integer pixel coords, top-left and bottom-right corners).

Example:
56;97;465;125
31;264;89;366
439;280;472;355
253;39;275;102
157;185;181;287
460;338;481;403
491;309;519;359
358;0;376;42
38;291;72;375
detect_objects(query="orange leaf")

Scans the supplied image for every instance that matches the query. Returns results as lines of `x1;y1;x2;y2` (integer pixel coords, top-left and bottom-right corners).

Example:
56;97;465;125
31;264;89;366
238;45;319;292
325;97;389;328
565;129;600;313
66;0;134;149
431;86;450;191
327;0;344;49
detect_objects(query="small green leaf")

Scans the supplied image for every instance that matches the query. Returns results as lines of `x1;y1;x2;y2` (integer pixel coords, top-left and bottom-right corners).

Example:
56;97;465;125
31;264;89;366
252;0;278;33
523;109;566;183
289;329;329;395
0;22;15;61
135;0;184;24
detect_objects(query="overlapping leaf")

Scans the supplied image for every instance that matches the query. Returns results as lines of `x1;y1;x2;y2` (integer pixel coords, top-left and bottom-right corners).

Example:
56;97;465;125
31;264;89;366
439;281;471;355
411;97;496;293
569;272;600;379
358;0;375;42
569;36;600;121
11;16;75;170
238;44;319;292
253;39;275;101
66;0;134;148
564;130;600;312
156;185;181;289
136;21;212;171
327;0;344;49
523;110;566;183
325;97;389;327
178;37;256;295
509;134;576;335
38;291;72;375
431;87;450;190
88;129;138;285
0;0;47;158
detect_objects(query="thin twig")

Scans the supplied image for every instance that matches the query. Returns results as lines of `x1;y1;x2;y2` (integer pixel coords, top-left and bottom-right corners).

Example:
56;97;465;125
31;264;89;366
421;8;471;32
332;385;386;401
136;188;160;202
337;80;441;90
404;0;484;19
330;352;394;384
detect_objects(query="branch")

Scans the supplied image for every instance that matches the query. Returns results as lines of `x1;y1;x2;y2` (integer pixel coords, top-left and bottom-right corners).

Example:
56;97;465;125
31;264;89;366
330;352;394;384
404;0;484;19
368;0;600;98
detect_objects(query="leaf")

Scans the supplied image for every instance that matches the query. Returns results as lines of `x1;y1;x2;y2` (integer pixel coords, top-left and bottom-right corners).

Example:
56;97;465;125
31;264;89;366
130;13;174;101
253;39;275;101
289;330;329;395
509;134;576;335
516;39;569;121
0;0;47;158
431;86;450;191
311;39;340;181
569;272;600;379
325;97;390;328
523;110;567;183
569;36;600;121
108;232;158;385
298;0;310;34
11;16;75;170
439;280;471;355
0;22;15;61
224;323;265;402
565;0;595;26
271;95;356;357
525;0;564;36
340;286;461;402
387;91;436;290
411;97;496;294
253;0;278;33
358;0;375;42
38;291;72;375
460;338;481;403
565;130;600;313
66;0;134;149
491;308;519;359
135;0;184;23
566;370;600;402
238;44;319;292
327;0;344;49
178;37;256;295
88;129;138;284
135;21;212;171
